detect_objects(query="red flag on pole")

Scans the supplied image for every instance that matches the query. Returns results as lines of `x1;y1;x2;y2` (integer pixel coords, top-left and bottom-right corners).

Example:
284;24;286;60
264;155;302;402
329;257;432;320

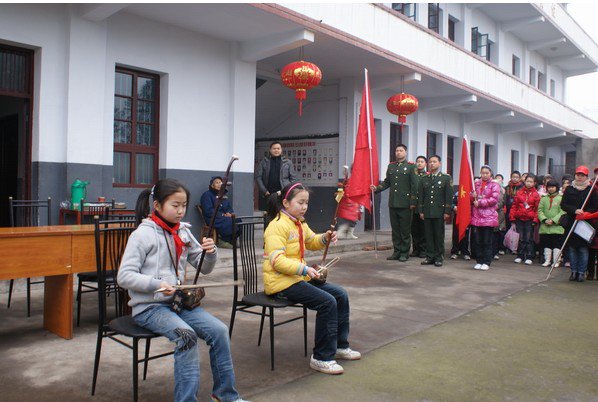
457;137;474;242
345;69;379;212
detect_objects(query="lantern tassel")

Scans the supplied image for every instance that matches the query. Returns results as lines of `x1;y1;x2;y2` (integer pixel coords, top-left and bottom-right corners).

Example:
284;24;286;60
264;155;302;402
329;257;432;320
299;100;303;116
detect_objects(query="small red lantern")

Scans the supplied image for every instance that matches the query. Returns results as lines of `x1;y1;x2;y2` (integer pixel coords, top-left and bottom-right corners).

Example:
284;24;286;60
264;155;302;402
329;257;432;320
386;93;419;124
280;60;322;116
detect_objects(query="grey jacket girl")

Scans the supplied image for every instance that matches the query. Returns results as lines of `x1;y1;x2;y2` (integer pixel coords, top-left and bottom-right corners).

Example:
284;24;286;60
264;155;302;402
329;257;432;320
117;218;217;316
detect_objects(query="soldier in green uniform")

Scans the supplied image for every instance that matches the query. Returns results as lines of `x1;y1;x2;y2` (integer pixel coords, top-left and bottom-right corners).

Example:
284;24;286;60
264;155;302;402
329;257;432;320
373;144;417;261
411;155;428;258
417;155;453;267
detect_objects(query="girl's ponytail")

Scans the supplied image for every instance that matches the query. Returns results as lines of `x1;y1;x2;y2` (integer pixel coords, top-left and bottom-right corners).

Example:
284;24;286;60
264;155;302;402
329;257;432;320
266;192;283;221
135;188;152;226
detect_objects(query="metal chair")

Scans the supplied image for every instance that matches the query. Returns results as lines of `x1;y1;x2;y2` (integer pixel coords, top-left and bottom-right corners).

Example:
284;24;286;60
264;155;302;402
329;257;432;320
195;204;217;240
76;213;137;327
229;215;308;370
80;198;113;224
91;216;173;402
7;196;51;317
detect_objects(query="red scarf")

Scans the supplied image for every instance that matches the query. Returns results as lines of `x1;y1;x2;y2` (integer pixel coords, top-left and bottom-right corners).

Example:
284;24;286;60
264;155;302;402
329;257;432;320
293;219;305;260
151;212;184;263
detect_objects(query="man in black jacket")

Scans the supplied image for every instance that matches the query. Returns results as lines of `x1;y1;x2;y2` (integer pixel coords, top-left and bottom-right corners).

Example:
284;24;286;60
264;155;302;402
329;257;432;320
256;142;297;209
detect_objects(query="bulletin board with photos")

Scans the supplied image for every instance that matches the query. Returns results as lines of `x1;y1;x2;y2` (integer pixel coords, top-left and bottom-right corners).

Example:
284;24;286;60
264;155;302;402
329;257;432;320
255;135;339;186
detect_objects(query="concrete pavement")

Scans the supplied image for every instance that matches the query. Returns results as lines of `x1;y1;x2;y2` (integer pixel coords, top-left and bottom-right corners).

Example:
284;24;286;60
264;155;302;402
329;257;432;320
1;229;597;401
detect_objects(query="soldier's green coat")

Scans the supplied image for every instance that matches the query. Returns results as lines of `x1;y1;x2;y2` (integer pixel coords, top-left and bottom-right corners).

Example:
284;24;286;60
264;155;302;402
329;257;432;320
417;172;453;218
375;160;418;208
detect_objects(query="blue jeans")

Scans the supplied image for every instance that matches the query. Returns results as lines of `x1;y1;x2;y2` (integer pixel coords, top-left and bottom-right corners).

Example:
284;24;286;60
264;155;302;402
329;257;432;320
134;304;240;402
277;281;350;361
568;246;589;275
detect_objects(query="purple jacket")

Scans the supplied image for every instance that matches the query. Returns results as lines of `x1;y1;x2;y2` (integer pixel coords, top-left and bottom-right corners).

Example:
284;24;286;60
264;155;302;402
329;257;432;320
471;179;500;227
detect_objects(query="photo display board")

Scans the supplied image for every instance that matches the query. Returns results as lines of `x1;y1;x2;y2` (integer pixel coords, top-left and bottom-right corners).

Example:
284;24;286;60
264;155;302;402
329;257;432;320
255;135;339;186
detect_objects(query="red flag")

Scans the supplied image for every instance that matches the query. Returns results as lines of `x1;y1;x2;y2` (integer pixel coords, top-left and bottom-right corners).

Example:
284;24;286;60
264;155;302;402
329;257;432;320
457;138;474;242
345;69;379;212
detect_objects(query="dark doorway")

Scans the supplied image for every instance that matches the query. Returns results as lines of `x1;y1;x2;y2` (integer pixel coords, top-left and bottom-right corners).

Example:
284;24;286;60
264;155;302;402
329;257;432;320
0;44;33;227
0;113;19;226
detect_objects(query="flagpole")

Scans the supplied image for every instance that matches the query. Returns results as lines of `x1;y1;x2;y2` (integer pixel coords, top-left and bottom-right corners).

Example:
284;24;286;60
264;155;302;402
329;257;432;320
464;134;475;186
364;68;378;258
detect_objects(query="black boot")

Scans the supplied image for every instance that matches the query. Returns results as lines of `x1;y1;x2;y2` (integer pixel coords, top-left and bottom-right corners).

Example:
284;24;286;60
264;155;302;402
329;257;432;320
569;271;577;281
577;272;585;282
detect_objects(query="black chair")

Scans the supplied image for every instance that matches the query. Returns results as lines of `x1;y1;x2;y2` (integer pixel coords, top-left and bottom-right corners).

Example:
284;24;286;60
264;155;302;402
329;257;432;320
229;215;308;370
76;213;137;327
91;216;173;402
7;196;51;317
80;198;113;224
195;204;217;240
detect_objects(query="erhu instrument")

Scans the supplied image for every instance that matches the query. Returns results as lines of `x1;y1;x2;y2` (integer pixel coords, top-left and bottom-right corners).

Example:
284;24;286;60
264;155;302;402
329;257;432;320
194;155;239;284
310;166;349;284
319;165;349;266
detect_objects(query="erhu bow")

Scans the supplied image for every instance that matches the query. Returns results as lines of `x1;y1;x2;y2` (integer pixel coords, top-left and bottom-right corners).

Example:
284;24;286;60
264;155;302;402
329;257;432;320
193;155;239;284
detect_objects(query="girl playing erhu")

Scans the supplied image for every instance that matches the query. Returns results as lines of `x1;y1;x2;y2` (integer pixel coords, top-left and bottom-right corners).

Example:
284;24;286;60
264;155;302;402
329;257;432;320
118;178;247;402
263;182;361;374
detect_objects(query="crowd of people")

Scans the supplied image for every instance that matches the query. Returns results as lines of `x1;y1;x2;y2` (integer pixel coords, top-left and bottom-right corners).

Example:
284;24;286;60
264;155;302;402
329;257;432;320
374;145;598;282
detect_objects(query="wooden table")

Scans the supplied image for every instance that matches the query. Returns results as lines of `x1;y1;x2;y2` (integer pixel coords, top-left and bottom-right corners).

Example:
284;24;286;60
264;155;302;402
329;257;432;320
0;225;95;339
59;207;134;225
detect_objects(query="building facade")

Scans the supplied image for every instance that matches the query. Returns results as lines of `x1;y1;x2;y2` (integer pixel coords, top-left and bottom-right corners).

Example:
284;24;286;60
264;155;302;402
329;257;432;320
0;3;596;230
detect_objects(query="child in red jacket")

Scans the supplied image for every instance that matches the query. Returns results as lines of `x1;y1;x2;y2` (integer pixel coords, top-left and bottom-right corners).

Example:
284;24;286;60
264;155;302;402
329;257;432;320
509;174;540;265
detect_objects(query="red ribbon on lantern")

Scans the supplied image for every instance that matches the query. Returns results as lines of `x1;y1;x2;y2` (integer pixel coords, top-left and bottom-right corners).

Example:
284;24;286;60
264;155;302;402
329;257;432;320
280;61;322;116
386;93;419;124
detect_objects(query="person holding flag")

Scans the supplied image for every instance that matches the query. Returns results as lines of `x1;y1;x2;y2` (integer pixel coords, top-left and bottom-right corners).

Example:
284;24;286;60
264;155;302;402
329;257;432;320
372;144;418;261
454;137;474;261
470;165;501;271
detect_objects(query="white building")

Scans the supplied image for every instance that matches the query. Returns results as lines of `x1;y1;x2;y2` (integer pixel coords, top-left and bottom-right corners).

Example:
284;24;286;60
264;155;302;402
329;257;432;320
1;3;597;230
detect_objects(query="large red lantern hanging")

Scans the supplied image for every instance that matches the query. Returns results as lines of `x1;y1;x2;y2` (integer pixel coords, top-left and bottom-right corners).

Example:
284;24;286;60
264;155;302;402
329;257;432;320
386;93;419;124
280;60;322;116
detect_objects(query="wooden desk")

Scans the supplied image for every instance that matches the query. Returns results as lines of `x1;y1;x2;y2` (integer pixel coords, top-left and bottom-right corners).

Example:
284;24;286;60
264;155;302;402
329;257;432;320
59;207;134;225
0;225;95;339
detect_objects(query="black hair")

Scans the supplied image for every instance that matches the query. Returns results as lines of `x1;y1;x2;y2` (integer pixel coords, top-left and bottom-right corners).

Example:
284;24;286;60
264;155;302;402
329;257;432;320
396;144;408;151
537;175;545;186
480;164;493;175
416;155;427;162
266;182;309;221
511;170;521;177
429;154;441;162
495;174;504;180
269;141;282;149
562;174;573;182
525;174;537;184
135;178;190;225
546;179;560;191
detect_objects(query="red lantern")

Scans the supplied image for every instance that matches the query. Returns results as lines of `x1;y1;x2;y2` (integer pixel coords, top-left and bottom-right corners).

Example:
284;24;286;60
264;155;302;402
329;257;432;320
386;93;419;124
280;60;322;116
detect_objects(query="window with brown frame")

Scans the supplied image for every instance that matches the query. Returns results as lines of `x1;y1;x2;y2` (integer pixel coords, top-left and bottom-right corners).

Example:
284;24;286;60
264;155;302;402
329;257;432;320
113;68;159;187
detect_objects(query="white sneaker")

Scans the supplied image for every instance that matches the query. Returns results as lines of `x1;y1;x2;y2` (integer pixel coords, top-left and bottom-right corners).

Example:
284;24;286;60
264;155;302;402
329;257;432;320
450;254;458;260
464;255;471;261
498;250;505;255
335;347;361;360
493;255;499;260
514;258;522;263
480;264;490;271
310;355;344;374
524;259;533;265
474;263;482;270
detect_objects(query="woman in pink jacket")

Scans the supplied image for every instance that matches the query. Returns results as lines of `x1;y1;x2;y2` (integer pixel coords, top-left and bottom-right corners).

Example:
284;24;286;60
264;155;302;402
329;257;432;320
471;165;500;271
